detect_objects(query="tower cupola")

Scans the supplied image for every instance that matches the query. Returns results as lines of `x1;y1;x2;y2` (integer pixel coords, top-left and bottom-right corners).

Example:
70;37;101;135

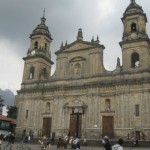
123;0;144;16
121;0;148;43
27;15;53;61
120;0;150;73
30;16;52;40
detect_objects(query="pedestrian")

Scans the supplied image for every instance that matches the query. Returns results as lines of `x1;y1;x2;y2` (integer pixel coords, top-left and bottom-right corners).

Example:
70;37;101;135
104;138;111;150
112;138;124;150
42;135;47;149
28;135;31;143
72;138;76;149
134;139;139;147
76;137;80;149
0;139;2;146
51;132;55;145
102;136;108;147
83;138;87;146
46;136;51;148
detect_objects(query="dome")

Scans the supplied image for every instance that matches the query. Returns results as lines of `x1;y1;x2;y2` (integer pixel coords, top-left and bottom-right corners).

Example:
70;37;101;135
30;17;52;40
123;2;143;16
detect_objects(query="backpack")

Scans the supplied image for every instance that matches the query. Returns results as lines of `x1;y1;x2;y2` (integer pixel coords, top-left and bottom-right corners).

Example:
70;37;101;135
104;142;112;150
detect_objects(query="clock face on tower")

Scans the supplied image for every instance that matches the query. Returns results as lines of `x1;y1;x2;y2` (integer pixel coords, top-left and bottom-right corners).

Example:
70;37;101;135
31;50;36;55
131;33;137;39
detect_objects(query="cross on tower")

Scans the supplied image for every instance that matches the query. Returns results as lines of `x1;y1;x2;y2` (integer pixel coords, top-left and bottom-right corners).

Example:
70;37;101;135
43;8;45;17
131;0;135;3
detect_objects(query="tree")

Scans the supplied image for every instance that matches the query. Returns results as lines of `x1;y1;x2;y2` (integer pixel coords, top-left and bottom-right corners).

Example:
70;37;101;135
0;95;4;115
7;106;18;119
0;95;4;105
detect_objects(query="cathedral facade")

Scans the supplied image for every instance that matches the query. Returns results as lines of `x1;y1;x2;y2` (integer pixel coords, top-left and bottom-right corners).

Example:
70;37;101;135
16;0;150;140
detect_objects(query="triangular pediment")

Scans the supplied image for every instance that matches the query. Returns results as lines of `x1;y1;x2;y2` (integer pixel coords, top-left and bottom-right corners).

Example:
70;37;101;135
54;40;97;55
64;41;93;52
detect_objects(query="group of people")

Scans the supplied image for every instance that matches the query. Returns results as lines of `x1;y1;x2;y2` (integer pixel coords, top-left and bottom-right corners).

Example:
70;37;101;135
70;137;81;149
131;137;139;147
39;132;56;149
21;129;32;144
0;132;16;145
102;136;124;150
57;134;81;149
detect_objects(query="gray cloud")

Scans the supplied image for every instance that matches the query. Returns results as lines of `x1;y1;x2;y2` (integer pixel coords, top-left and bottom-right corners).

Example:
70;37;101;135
0;0;149;93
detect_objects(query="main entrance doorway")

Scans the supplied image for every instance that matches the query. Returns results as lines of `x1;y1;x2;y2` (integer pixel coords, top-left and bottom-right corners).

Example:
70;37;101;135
42;117;52;137
135;131;140;140
102;116;114;138
69;113;82;138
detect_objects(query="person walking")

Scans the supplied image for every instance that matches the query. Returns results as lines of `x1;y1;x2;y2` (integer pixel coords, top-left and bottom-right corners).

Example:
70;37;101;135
83;138;87;146
28;135;31;144
112;138;124;150
104;138;111;150
76;137;80;149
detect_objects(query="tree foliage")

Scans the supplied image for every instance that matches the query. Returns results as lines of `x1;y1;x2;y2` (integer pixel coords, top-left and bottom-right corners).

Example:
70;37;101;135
7;106;18;119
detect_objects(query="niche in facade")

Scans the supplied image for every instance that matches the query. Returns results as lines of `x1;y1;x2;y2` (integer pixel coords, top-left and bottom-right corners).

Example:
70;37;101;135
70;56;86;76
29;66;34;79
131;23;137;32
40;67;48;79
34;41;38;49
131;52;140;68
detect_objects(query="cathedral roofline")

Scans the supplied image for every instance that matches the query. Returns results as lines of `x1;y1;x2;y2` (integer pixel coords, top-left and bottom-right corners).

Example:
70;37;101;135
18;74;150;94
55;39;105;55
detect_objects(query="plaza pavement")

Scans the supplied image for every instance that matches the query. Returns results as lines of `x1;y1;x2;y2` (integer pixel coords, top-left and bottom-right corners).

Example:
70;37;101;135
0;143;149;150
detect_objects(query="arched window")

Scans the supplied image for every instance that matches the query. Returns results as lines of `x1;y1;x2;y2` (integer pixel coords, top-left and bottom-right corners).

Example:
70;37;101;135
105;99;111;111
29;66;34;79
46;102;50;112
131;52;140;68
34;41;38;49
41;67;47;79
131;23;137;32
45;43;47;50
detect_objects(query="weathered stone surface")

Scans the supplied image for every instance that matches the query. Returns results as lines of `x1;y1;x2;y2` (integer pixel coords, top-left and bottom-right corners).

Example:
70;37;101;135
16;1;150;140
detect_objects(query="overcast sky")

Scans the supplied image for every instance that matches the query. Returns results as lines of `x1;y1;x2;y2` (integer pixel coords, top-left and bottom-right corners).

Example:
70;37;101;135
0;0;149;94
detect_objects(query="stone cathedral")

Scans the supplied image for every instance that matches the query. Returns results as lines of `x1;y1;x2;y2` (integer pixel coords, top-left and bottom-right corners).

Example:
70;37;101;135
16;0;150;140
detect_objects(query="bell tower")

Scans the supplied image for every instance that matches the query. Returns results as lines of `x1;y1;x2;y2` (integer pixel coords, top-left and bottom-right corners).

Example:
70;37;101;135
22;14;54;83
120;0;150;72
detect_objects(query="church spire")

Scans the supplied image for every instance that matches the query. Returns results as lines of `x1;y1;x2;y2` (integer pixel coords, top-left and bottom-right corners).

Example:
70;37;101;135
41;9;46;25
43;8;45;17
131;0;135;3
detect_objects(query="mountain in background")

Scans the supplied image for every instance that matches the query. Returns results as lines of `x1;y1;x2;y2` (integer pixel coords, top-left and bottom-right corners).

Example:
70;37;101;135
0;89;15;106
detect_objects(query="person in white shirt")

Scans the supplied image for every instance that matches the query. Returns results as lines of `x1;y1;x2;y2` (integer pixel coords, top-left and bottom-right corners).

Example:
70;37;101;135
112;138;124;150
28;135;31;143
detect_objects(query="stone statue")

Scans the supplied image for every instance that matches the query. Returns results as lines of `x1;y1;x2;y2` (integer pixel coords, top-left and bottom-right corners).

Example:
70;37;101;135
117;57;120;67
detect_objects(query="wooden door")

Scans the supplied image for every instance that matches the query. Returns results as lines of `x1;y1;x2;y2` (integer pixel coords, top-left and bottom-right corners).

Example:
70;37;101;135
42;117;52;137
102;116;114;138
135;131;140;140
69;113;82;138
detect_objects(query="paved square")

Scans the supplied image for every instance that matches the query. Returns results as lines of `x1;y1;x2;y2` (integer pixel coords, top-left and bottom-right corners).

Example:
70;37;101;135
0;143;149;150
